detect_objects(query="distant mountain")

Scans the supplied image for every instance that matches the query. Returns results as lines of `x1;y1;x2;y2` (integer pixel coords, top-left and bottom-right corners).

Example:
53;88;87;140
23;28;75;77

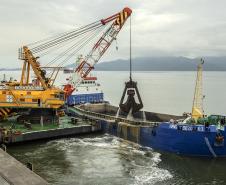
4;56;226;71
0;68;21;71
66;56;226;71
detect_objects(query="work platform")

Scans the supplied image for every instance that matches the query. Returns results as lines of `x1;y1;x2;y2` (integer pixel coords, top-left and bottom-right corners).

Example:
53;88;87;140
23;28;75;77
0;149;48;185
0;116;101;144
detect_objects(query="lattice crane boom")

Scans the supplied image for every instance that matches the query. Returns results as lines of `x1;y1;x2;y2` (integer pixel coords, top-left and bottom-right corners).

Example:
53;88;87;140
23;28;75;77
64;7;132;97
19;46;48;89
192;58;204;120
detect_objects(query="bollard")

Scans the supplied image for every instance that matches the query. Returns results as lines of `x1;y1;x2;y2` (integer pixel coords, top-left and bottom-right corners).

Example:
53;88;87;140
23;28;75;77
1;144;6;152
26;162;33;171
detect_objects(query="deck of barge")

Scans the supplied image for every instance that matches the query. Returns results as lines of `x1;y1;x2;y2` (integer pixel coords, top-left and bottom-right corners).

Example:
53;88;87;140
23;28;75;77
0;115;101;144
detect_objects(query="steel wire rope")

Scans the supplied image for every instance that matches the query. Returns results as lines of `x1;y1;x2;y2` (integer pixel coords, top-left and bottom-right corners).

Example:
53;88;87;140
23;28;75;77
44;26;105;78
38;31;88;58
39;27;98;66
27;20;100;47
31;24;100;54
56;26;105;68
31;22;102;53
129;15;132;81
30;26;98;54
43;25;103;67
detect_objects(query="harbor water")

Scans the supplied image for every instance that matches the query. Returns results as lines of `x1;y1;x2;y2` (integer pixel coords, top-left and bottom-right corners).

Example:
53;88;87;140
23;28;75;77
8;134;226;185
3;71;226;184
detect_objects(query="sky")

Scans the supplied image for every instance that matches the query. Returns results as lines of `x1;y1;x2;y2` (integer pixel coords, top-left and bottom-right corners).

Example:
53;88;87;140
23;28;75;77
0;0;226;68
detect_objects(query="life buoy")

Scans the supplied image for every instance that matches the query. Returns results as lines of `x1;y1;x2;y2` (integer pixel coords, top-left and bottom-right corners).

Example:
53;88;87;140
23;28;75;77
215;135;224;143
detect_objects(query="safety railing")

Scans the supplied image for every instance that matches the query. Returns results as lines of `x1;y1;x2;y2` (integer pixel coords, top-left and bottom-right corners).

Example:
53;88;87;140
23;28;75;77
69;106;158;126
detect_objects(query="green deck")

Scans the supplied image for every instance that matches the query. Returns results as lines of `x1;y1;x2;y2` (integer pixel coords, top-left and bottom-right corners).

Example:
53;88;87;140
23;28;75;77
0;113;101;144
0;116;83;134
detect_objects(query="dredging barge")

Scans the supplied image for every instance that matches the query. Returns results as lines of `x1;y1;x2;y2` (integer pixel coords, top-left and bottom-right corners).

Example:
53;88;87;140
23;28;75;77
68;58;226;158
69;103;226;158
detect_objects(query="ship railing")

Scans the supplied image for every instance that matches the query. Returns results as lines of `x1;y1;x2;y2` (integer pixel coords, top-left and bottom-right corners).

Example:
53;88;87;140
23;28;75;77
71;106;158;126
0;86;8;90
0;85;43;91
14;86;44;90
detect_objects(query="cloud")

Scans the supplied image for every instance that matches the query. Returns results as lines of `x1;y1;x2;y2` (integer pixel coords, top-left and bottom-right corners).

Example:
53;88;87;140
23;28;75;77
0;0;226;67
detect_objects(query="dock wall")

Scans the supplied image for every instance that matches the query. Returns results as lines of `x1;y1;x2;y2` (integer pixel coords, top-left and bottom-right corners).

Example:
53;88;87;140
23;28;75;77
0;149;48;185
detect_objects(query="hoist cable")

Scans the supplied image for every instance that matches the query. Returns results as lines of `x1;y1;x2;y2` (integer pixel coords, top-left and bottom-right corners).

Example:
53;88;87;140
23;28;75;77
44;26;105;78
27;20;100;47
129;15;132;81
31;22;102;53
56;26;105;67
45;26;101;67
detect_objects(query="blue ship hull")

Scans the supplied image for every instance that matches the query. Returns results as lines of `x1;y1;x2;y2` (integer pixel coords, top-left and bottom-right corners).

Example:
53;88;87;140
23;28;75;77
100;121;226;157
67;93;104;105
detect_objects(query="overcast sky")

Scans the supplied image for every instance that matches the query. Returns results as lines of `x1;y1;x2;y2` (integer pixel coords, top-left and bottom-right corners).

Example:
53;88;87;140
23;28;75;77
1;0;226;68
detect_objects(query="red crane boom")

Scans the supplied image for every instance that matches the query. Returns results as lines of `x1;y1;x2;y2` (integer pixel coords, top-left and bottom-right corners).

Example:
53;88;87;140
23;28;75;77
64;7;132;97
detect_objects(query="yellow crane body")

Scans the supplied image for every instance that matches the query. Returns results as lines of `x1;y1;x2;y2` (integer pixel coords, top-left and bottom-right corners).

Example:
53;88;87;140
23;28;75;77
0;46;65;111
0;85;64;109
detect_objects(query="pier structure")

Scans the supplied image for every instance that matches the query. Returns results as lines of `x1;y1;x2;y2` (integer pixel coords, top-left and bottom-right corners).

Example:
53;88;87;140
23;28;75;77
0;149;48;185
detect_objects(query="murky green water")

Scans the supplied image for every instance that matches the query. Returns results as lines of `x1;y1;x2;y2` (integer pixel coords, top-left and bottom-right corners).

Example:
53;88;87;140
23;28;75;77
8;134;226;185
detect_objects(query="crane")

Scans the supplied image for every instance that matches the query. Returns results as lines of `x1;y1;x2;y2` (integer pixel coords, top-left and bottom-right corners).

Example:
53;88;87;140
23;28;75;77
0;7;132;120
19;46;61;89
191;58;204;120
64;7;132;97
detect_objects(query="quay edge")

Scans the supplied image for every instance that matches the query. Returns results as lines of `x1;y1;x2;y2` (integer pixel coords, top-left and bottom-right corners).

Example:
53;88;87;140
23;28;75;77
0;117;101;144
0;148;48;185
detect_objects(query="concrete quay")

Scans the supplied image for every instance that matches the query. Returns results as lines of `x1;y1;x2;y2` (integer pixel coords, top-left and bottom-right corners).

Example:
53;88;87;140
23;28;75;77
0;149;48;185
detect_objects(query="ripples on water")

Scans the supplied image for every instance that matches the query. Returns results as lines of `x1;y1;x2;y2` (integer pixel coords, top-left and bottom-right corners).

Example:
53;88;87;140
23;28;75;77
7;134;226;185
8;134;172;185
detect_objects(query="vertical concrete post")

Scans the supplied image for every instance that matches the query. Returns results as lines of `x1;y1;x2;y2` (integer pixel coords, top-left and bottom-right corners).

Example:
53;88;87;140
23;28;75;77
1;144;6;152
40;115;43;127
